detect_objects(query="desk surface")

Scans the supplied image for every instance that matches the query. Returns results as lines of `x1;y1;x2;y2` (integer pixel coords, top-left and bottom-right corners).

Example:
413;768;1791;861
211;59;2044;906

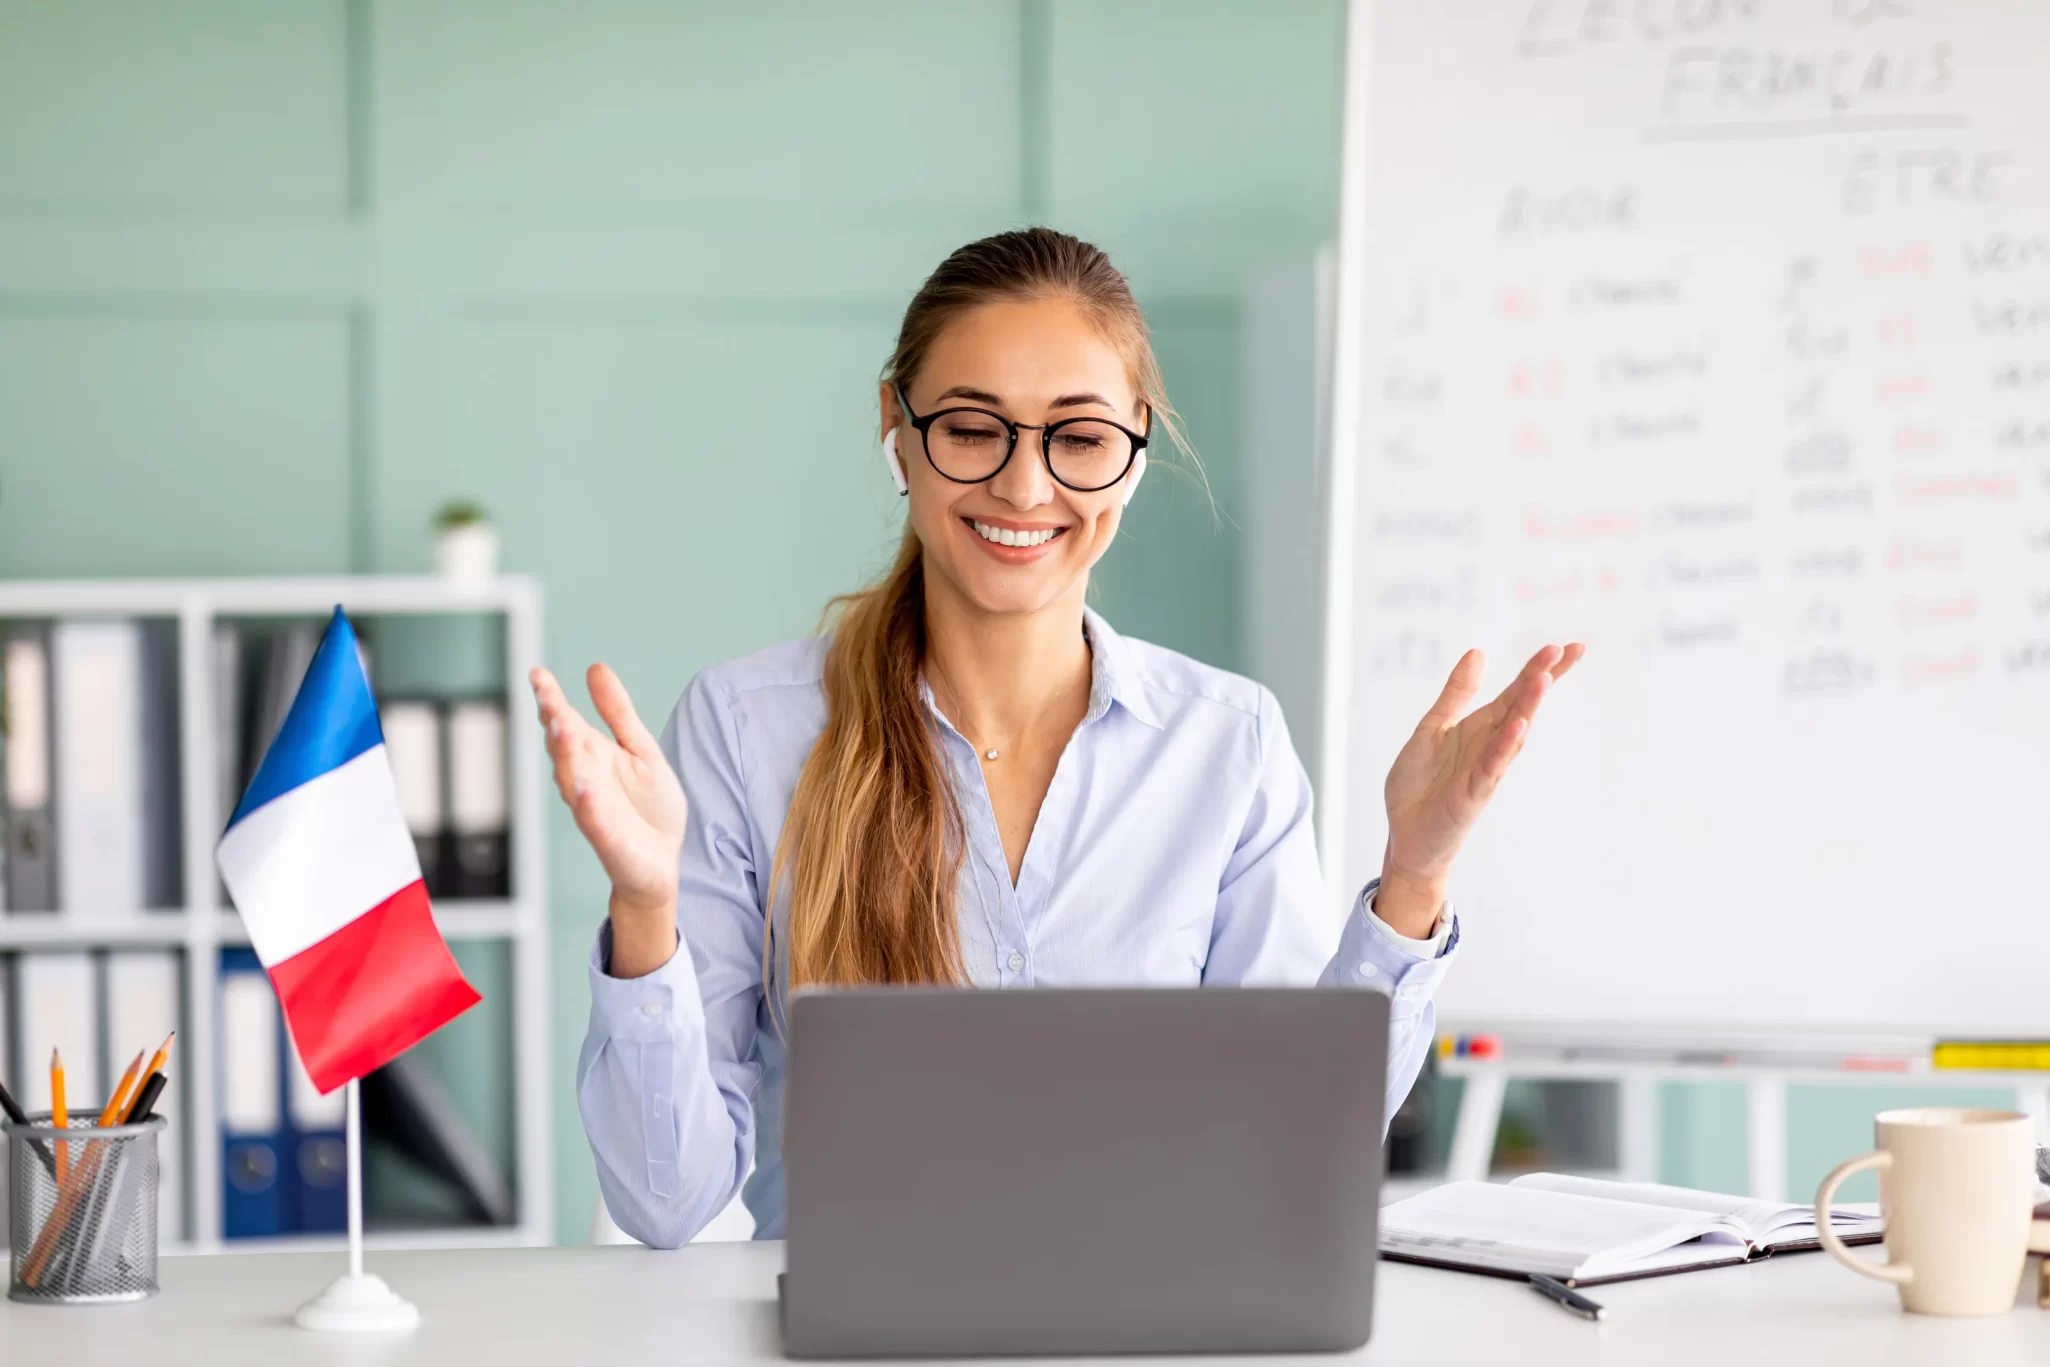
3;1241;2046;1365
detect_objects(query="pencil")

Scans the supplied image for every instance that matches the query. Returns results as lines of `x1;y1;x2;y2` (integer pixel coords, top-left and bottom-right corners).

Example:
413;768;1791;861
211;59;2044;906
101;1052;145;1127
134;1032;175;1102
121;1033;175;1123
50;1049;68;1183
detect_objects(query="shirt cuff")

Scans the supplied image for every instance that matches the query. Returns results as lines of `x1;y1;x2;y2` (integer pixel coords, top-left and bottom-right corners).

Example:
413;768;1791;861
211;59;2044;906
1336;877;1459;1017
587;920;700;1044
1364;881;1454;958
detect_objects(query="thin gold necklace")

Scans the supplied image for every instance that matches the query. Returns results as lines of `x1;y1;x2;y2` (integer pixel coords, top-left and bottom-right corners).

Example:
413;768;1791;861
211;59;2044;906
926;666;1005;762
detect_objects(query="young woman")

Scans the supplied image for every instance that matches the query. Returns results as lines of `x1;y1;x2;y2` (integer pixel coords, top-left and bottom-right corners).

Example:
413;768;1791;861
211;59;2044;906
531;228;1582;1248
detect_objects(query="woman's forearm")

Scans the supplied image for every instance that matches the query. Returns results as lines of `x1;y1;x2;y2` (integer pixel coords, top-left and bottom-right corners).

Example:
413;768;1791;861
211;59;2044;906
1372;867;1448;940
608;888;682;979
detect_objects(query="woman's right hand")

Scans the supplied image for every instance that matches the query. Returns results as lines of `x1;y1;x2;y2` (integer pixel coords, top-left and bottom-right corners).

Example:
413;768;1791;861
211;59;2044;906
531;663;688;977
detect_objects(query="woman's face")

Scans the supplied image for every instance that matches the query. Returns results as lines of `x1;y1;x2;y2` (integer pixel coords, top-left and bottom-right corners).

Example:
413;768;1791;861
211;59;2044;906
883;295;1146;621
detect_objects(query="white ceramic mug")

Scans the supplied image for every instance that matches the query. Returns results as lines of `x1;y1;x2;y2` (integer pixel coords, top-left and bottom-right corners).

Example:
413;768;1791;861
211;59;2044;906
1815;1107;2050;1316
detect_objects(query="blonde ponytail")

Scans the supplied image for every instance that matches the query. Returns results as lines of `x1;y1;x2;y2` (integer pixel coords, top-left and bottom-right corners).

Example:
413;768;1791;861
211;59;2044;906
770;531;966;990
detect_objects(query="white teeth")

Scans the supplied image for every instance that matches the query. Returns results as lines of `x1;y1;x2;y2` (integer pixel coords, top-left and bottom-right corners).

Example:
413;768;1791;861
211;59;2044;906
972;521;1061;548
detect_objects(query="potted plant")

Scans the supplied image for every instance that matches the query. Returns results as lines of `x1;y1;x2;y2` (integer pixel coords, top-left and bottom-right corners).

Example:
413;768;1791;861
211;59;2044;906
433;500;499;583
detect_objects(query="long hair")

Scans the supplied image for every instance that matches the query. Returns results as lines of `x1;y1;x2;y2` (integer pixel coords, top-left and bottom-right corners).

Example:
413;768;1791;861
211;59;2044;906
770;227;1188;994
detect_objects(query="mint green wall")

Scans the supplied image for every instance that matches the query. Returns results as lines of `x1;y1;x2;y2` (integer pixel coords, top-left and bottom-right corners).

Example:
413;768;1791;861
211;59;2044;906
0;0;1344;1243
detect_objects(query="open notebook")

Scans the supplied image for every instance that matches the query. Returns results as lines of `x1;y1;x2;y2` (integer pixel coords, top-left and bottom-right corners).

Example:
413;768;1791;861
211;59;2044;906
1381;1175;1885;1286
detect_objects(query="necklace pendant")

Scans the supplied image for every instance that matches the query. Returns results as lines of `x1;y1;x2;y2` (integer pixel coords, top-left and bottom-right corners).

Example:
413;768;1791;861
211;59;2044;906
985;748;1000;761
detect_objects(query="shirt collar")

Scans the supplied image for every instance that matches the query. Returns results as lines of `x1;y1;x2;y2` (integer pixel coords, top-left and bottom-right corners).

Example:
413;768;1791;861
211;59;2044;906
917;609;1164;734
1083;607;1164;730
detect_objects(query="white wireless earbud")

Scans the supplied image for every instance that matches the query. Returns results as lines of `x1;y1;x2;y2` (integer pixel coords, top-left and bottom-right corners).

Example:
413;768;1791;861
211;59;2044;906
883;428;908;496
1122;452;1146;506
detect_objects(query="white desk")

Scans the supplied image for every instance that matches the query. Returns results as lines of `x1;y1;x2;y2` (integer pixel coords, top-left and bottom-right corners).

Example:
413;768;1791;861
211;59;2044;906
3;1242;2046;1364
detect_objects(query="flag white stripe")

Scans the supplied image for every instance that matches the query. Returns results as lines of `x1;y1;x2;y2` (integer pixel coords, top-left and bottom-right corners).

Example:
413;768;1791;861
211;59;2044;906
217;744;422;966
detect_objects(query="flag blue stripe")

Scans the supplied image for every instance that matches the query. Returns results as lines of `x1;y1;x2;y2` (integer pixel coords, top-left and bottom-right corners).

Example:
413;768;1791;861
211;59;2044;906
227;607;384;828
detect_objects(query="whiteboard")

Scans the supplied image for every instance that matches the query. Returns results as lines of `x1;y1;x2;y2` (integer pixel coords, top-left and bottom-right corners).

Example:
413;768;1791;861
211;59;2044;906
1323;0;2050;1035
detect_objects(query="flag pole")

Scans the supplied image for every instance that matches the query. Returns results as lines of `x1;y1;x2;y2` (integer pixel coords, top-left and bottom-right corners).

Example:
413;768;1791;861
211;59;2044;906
292;1076;419;1332
347;1076;364;1281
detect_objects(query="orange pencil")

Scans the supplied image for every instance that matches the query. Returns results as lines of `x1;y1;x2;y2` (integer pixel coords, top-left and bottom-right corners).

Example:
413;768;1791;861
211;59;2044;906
50;1049;68;1183
124;1032;176;1121
101;1052;145;1127
127;1037;174;1114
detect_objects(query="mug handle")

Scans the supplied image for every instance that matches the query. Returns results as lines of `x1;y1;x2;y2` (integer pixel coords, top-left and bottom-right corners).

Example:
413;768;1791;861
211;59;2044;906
1815;1150;1912;1285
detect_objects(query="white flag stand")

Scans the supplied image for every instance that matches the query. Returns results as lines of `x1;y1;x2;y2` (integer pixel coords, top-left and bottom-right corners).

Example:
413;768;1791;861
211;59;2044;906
293;1078;420;1332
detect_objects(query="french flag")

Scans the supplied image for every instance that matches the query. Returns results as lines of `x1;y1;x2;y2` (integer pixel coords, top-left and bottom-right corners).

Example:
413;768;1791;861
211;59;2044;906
216;608;480;1095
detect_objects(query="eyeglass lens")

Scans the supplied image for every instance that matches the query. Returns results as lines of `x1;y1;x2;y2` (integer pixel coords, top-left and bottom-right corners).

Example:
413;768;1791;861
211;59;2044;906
925;409;1134;490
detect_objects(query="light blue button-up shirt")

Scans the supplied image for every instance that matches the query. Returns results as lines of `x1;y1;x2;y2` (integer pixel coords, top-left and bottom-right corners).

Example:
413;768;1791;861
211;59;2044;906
579;609;1460;1248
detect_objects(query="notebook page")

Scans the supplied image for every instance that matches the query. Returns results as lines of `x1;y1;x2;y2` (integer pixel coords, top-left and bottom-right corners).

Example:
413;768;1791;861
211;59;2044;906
1568;1235;1754;1284
1752;1205;1885;1251
1381;1182;1734;1280
1512;1173;1881;1242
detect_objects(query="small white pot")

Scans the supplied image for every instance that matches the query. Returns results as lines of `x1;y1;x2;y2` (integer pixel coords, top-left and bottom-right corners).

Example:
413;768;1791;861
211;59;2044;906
435;522;500;583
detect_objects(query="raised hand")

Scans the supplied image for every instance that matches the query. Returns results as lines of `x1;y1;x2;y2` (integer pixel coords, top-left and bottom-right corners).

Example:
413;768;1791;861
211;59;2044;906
530;664;687;975
1376;643;1585;936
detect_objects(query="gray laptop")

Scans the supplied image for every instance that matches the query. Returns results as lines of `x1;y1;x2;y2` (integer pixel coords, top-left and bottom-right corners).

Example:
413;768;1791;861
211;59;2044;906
780;987;1389;1358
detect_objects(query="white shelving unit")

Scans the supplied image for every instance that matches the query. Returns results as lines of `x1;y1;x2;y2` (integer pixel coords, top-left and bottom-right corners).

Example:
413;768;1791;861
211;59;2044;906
0;576;552;1252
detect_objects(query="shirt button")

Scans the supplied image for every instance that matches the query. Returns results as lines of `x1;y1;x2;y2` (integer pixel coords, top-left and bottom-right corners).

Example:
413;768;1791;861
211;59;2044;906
1007;951;1026;972
1356;962;1379;980
640;1002;663;1016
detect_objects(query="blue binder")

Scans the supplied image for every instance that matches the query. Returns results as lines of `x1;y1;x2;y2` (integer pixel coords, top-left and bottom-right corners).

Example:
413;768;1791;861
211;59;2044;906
286;1042;348;1234
291;1131;347;1232
218;948;284;1240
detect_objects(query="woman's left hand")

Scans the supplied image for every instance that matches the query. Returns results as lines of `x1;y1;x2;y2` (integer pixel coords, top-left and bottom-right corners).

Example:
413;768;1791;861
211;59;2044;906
1375;643;1585;937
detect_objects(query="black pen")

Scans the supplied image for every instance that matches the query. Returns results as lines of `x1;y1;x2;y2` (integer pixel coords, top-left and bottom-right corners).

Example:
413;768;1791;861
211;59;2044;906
127;1072;168;1122
0;1075;29;1126
0;1075;60;1178
1528;1273;1605;1321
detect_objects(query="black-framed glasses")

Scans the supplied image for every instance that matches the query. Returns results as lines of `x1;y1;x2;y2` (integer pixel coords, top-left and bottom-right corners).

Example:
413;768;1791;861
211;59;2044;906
893;384;1148;493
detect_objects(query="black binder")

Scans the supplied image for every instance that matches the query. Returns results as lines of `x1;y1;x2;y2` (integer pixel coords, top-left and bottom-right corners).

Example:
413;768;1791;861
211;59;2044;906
446;700;510;899
3;622;58;913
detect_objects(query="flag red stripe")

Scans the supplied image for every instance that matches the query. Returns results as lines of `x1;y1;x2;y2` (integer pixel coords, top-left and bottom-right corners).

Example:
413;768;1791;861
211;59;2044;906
269;879;481;1095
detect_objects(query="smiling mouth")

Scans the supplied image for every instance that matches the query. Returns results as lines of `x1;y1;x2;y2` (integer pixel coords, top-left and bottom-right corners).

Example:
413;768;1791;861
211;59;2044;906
966;519;1068;549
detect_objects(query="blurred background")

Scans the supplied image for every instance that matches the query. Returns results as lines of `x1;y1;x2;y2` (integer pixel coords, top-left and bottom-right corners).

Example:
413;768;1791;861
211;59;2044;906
0;0;2023;1253
0;0;1349;1249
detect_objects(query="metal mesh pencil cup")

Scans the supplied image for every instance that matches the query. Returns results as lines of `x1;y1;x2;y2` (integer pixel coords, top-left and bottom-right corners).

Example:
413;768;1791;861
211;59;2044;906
5;1113;165;1304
